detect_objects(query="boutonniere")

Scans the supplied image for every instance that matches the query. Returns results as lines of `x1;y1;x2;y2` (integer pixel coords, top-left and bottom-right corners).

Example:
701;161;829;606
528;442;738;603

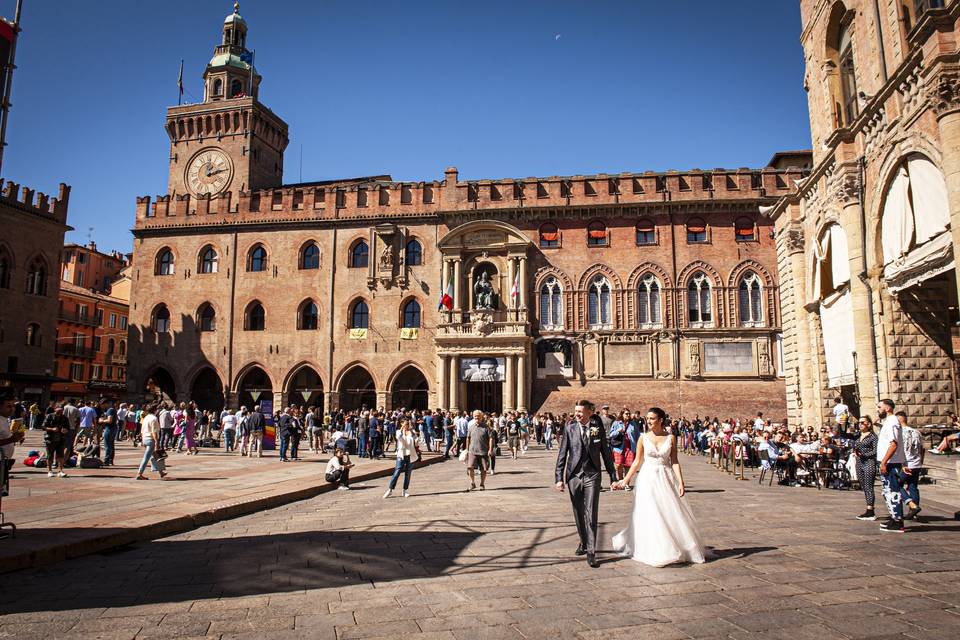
589;426;599;437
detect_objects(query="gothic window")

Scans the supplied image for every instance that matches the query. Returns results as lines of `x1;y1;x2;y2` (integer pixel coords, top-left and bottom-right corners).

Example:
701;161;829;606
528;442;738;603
587;275;612;329
349;240;368;268
539;277;563;329
155;249;175;276
25;257;47;295
299;299;319;330
248;245;267;272
198;245;218;273
25;323;40;347
738;271;764;327
686;219;707;243
587;221;608;247
637;274;662;327
838;22;858;125
735;218;756;242
300;242;320;270
350;300;369;329
0;247;10;289
635;220;655;245
198;303;216;331
152;304;170;333
539;223;559;248
687;272;713;327
405;239;423;266
245;301;265;331
402;299;421;328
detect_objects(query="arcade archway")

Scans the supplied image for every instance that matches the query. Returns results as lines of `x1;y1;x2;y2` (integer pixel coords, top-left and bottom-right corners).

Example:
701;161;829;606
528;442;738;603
238;366;273;411
190;367;225;412
390;366;429;411
288;366;324;412
338;365;376;411
145;367;176;404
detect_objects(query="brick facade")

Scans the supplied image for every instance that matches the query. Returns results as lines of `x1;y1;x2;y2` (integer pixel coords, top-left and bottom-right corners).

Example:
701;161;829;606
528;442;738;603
128;6;806;418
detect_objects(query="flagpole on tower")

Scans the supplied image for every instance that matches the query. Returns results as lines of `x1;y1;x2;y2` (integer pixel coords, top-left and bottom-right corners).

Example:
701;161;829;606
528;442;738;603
177;59;183;105
0;0;24;177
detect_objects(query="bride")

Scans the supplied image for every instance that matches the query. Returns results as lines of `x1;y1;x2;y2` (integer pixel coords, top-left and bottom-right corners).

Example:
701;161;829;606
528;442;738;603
611;407;707;567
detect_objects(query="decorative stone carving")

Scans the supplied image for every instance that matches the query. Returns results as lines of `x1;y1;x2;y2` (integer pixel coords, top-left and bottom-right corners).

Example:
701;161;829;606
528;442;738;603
758;340;771;377
785;225;805;255
828;168;860;206
934;69;960;119
471;310;495;336
687;342;701;378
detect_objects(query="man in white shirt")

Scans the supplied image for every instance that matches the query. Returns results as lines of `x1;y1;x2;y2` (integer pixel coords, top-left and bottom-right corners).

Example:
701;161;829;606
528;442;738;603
832;397;849;425
897;411;923;521
877;399;907;532
221;411;238;452
0;391;25;495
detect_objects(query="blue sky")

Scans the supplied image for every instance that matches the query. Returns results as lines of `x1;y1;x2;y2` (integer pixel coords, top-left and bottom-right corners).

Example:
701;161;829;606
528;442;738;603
2;0;810;254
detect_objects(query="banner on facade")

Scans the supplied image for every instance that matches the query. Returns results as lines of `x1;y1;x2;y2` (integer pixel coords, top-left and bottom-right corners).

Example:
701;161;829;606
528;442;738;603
399;327;418;340
260;398;276;450
460;357;505;382
350;328;368;340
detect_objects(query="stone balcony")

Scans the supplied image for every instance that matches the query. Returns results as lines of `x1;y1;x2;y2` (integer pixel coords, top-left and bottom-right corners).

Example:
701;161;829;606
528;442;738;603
436;309;530;339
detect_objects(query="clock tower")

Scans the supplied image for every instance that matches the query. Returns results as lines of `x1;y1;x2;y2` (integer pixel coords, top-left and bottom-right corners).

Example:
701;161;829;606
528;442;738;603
165;2;288;197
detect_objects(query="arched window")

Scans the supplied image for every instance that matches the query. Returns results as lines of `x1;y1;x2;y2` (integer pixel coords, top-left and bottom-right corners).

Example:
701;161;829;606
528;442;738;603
350;300;369;329
636;220;655;245
405;239;422;266
587;276;612;328
25;257;47;295
539;277;563;329
687;272;713;326
300;242;320;270
248;245;267;272
198;303;216;331
686;219;707;243
734;218;756;242
198;245;218;273
152;304;170;333
212;78;223;96
587;221;607;247
349;240;368;268
118;340;126;355
25;323;40;347
837;21;858;126
402;299;421;328
230;79;243;97
637;274;662;327
299;299;319;330
0;247;11;289
107;338;115;354
245;301;265;331
539;223;559;248
155;249;174;276
738;271;764;327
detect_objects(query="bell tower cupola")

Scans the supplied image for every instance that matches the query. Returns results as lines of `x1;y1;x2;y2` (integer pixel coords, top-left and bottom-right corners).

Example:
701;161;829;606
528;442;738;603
204;2;260;102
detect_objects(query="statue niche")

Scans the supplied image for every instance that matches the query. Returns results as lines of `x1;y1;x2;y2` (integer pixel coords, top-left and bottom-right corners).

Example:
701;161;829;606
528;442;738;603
473;264;499;310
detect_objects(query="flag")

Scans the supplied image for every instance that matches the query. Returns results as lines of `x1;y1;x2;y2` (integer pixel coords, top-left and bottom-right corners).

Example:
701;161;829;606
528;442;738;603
510;271;519;301
177;59;183;104
439;277;453;311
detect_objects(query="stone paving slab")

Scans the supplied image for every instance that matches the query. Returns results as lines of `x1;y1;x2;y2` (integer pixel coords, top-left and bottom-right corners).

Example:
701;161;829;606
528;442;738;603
1;446;960;639
0;431;443;573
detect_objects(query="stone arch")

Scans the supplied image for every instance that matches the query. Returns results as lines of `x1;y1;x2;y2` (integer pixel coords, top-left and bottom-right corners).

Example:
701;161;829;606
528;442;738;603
534;265;574;330
347;236;369;268
235;363;275;411
437;219;533;249
143;365;177;403
398;295;422;328
189;365;225;413
336;363;378;411
677;260;723;328
298;238;321;269
576;263;623;291
387;362;430;411
233;361;278;392
534;265;573;291
728;260;775;328
727;259;774;289
576;264;623;331
284;362;325;410
626;262;673;329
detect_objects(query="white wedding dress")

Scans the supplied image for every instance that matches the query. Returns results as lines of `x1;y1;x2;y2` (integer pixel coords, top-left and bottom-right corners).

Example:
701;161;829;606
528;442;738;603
612;433;707;567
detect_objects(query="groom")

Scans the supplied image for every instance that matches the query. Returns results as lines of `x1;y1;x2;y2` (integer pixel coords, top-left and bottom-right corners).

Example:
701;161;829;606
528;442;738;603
555;399;617;568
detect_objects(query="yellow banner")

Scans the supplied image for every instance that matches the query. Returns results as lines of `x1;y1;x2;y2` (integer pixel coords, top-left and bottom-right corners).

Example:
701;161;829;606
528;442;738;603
349;328;368;340
399;327;419;340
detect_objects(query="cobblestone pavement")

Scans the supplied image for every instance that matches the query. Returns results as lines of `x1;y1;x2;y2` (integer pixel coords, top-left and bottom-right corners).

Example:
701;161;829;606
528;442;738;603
2;445;960;639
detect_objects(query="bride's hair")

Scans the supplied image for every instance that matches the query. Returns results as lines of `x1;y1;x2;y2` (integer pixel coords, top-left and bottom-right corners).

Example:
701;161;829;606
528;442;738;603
648;407;667;422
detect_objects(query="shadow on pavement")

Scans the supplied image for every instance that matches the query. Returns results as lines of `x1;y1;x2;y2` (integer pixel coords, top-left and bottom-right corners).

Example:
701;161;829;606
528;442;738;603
0;530;483;613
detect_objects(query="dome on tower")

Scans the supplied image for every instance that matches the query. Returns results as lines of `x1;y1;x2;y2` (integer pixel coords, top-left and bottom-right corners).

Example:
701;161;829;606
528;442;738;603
224;2;246;28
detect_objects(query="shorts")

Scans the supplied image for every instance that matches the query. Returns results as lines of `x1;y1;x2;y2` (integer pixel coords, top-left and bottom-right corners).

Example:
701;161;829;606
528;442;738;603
614;449;635;466
466;453;489;471
508;436;520;449
45;440;66;460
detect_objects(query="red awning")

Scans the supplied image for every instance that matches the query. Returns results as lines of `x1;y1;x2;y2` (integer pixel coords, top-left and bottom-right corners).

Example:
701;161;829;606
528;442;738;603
687;224;706;233
589;229;607;239
540;231;558;241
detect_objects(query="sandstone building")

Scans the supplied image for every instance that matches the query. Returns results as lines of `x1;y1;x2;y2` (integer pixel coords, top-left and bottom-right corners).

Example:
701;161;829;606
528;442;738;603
128;5;807;417
772;0;960;425
0;180;71;405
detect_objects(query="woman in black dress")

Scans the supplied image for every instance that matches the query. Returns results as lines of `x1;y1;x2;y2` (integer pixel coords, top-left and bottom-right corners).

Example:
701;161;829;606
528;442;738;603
853;416;878;521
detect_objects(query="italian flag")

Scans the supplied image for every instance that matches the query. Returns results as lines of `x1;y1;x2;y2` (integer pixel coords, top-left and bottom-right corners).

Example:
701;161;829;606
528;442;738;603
439;277;453;311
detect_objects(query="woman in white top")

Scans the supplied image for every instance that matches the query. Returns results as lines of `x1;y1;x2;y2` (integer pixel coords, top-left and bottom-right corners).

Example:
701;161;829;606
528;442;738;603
384;419;420;498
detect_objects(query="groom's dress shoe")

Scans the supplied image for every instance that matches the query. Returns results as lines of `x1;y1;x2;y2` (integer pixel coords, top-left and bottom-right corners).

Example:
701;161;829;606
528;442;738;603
575;545;587;556
587;553;599;568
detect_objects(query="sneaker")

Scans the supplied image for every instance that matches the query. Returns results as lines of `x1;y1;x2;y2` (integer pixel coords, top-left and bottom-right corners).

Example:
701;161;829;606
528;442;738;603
624;485;632;492
383;489;392;499
58;471;67;478
904;505;922;520
47;471;55;478
402;491;409;498
337;485;351;491
880;519;905;533
856;510;877;521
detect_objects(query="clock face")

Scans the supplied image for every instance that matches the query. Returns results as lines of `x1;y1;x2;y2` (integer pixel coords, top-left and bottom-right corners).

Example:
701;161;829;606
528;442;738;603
185;149;233;196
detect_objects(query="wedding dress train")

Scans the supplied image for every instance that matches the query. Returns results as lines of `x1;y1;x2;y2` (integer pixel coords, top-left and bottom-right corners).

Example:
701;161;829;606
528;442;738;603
612;433;707;567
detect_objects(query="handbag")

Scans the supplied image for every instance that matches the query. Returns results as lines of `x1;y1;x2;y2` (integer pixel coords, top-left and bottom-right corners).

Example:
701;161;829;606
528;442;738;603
458;450;468;463
155;448;168;460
